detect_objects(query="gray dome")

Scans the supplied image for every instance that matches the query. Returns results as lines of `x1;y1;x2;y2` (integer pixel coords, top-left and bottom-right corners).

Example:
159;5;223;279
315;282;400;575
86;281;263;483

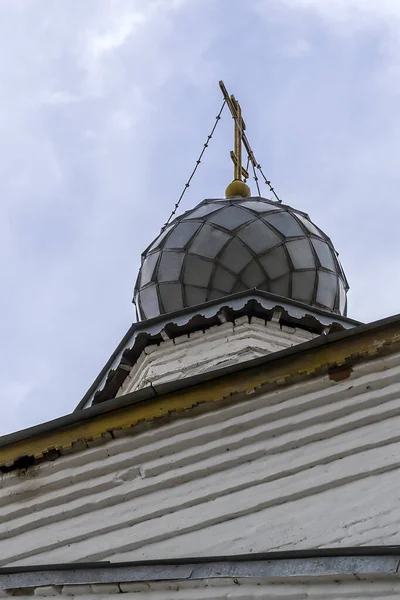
134;197;349;320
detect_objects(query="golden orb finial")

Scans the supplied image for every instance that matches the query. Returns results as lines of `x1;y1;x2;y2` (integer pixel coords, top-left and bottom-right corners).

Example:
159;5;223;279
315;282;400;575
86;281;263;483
225;179;251;198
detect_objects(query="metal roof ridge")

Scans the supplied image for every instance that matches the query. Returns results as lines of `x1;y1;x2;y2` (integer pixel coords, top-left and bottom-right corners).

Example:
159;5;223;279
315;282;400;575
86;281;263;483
1;310;400;452
75;288;361;411
2;547;400;590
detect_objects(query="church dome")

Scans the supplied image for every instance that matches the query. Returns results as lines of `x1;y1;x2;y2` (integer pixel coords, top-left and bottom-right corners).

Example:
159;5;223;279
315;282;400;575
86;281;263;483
134;196;349;320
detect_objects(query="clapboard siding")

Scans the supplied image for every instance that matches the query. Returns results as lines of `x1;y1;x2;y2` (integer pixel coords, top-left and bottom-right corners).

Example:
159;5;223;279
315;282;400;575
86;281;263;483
4;579;400;599
2;352;400;566
118;320;317;394
4;580;400;599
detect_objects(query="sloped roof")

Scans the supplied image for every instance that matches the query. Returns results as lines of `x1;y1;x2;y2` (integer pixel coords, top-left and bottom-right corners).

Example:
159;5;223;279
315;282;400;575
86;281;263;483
76;289;359;411
0;307;399;473
1;547;400;592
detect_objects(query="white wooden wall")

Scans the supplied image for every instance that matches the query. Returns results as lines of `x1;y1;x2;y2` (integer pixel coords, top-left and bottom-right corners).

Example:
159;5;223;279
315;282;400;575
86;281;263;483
2;350;400;567
117;318;316;394
5;578;400;599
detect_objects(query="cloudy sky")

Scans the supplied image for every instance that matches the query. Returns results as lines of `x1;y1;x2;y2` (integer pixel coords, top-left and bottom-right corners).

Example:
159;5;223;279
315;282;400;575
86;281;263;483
1;0;400;434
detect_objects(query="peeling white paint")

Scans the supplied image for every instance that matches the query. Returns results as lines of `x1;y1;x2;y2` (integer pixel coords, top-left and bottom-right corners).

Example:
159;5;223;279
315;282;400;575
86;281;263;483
117;318;317;394
1;352;400;568
4;578;400;599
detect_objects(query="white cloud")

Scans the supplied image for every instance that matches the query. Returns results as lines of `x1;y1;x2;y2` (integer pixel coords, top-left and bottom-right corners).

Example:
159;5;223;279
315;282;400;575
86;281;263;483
2;0;400;436
0;0;221;434
273;0;400;22
88;13;146;59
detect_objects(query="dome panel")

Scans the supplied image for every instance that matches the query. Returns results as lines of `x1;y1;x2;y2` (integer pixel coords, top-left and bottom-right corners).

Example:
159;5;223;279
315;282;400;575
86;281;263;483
138;285;159;319
183;202;223;220
183;255;214;287
159;282;183;313
241;261;265;288
293;212;324;238
317;271;338;310
185;285;208;306
259;245;290;280
211;266;236;293
148;224;174;252
311;239;336;271
208;289;227;301
237;219;281;254
158;251;184;282
207;205;255;230
265;212;304;238
268;274;291;297
163;221;201;249
292;270;316;303
286;239;315;269
232;281;247;293
338;279;347;314
189;224;230;258
140;252;160;286
219;238;253;273
239;199;280;213
134;197;349;320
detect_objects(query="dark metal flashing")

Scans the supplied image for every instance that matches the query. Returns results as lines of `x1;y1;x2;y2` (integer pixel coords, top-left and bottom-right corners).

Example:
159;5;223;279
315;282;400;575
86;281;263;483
75;288;361;411
1;548;400;589
0;309;399;453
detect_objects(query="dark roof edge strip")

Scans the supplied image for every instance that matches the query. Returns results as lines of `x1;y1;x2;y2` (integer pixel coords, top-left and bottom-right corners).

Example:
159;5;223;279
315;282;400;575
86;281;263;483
3;545;400;573
131;287;361;333
2;548;400;589
1;310;400;451
74;323;137;412
75;288;360;411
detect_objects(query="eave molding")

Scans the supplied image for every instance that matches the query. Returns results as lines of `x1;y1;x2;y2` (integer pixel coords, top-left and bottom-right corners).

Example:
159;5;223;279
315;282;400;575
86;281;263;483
1;315;400;472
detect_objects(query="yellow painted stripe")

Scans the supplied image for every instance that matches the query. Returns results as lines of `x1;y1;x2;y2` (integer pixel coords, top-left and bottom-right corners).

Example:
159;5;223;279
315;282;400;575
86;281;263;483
2;323;400;468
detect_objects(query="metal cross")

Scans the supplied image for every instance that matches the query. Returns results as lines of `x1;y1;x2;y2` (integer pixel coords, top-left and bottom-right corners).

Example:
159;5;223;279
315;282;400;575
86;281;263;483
219;81;249;182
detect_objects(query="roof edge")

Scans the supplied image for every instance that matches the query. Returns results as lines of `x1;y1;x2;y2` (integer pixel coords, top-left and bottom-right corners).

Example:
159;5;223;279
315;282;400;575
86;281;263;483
75;288;360;411
2;547;400;589
0;314;400;448
3;545;400;573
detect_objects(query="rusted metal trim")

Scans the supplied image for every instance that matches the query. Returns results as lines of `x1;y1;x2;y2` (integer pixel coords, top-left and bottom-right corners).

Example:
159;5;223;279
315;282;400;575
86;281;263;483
1;549;400;589
1;313;400;471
